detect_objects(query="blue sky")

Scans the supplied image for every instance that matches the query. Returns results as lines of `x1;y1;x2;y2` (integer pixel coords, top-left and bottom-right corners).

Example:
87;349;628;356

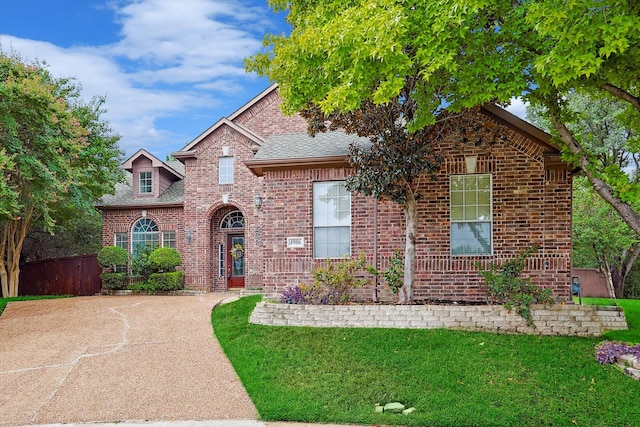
0;0;527;161
0;0;288;159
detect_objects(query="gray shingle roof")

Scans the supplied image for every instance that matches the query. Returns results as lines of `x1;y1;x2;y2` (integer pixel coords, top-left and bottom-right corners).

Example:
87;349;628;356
165;160;185;176
254;131;370;160
97;173;184;208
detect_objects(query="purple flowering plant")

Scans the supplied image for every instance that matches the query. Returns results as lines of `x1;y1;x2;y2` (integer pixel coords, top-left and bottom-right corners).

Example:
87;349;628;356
595;340;640;365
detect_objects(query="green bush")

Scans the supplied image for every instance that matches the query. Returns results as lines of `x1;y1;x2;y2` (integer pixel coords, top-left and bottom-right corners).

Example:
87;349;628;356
146;271;185;291
148;247;182;272
100;272;129;290
310;253;372;304
476;246;556;328
130;244;156;280
97;246;128;272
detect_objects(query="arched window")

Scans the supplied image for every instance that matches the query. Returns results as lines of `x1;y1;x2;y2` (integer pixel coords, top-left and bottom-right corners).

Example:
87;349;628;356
132;218;159;255
220;211;244;229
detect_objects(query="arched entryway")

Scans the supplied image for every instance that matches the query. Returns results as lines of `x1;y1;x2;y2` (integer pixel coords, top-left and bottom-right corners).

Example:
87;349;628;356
220;210;245;289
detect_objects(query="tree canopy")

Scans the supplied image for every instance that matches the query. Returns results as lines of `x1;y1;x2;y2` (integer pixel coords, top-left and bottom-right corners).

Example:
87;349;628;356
246;0;640;236
0;52;124;297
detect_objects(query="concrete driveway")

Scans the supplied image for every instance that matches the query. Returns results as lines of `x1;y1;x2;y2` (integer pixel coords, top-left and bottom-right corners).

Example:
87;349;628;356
0;294;257;426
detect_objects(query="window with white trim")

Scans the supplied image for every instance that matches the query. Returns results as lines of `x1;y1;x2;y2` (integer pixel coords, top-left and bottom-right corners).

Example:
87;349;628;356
162;231;176;249
450;174;492;255
131;218;159;255
139;171;152;194
313;181;351;258
115;232;128;250
219;157;234;184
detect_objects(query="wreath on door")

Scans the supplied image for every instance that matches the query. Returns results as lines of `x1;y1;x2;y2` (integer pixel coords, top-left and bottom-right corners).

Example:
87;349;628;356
230;242;244;259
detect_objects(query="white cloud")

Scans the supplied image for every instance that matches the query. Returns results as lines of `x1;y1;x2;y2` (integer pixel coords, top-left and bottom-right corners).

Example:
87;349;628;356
505;97;529;120
0;0;279;158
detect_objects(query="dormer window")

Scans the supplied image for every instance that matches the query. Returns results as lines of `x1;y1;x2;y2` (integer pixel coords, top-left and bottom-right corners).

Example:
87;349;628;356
139;171;152;194
219;157;234;184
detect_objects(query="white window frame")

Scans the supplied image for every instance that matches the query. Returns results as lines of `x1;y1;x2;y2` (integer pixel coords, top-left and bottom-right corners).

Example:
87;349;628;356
114;232;128;250
219;157;234;184
139;171;152;194
450;174;493;256
162;231;176;249
313;181;351;259
131;218;159;255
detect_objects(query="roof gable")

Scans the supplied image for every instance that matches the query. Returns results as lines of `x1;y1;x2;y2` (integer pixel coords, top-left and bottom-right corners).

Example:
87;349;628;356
122;149;184;179
175;118;264;158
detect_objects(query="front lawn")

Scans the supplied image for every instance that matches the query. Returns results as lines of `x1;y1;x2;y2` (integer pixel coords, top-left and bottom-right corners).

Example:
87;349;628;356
212;296;640;427
0;295;71;316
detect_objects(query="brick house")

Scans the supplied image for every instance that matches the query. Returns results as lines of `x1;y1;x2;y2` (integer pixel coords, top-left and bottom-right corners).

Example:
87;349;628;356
98;84;574;302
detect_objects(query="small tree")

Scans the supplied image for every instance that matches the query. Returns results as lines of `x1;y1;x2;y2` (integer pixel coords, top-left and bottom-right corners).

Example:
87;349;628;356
0;52;123;297
130;244;157;281
97;246;129;273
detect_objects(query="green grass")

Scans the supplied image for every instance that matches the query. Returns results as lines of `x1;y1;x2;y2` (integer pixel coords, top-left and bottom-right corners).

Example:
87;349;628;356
0;295;72;316
212;296;640;427
579;297;640;343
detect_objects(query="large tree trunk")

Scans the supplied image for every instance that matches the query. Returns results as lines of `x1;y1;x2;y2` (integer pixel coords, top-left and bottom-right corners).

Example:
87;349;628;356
549;102;640;237
1;214;33;297
399;194;418;304
597;246;639;299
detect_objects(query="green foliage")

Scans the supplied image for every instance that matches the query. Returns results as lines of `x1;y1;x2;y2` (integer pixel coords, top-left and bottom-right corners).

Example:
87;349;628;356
309;253;372;304
99;272;128;290
248;0;640;240
22;208;103;262
130;244;157;280
0;51;123;297
148;247;182;272
96;246;129;272
624;263;640;299
368;249;404;294
381;249;404;294
476;246;556;328
144;271;185;292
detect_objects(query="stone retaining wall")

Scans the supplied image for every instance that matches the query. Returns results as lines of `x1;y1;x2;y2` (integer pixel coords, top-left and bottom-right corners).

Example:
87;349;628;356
249;302;627;336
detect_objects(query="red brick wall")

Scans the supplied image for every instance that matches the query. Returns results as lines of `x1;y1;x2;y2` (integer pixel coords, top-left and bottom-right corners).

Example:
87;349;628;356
101;207;184;253
259;129;573;303
101;87;572;301
231;88;308;137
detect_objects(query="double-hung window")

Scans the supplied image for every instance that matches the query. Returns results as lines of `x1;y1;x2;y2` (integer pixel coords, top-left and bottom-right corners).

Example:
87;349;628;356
115;232;128;250
450;174;492;255
313;181;351;258
219;157;234;184
162;231;176;249
139;171;152;194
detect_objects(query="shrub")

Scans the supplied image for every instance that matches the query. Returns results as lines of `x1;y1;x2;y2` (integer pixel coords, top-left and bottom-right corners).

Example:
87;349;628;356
97;246;128;272
130;244;157;280
148;247;182;272
146;271;185;291
99;272;128;290
281;282;333;304
379;249;404;294
281;253;372;305
476;245;556;328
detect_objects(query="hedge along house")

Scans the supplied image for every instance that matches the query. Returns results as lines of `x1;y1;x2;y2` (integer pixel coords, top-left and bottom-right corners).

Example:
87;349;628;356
98;84;574;302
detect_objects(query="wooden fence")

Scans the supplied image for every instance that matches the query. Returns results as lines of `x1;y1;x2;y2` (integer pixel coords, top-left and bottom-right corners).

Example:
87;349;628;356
572;268;613;298
18;254;102;296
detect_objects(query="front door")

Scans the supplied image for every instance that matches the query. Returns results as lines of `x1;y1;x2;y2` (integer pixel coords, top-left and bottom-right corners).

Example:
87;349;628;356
226;234;245;288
